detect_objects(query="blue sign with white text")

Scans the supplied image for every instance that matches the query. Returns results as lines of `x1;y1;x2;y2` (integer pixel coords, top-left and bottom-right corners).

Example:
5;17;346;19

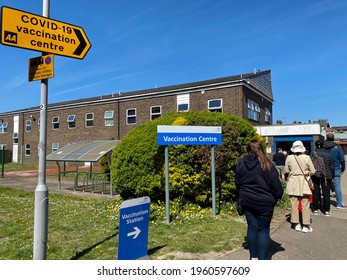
118;197;150;260
157;125;222;146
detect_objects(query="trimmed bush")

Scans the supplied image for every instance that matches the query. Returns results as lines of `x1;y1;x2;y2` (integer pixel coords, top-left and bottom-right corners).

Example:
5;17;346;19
111;111;259;205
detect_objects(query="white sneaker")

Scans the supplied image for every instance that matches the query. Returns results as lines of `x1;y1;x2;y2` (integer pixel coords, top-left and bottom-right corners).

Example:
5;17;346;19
325;211;331;216
312;210;319;215
302;226;313;233
295;224;302;231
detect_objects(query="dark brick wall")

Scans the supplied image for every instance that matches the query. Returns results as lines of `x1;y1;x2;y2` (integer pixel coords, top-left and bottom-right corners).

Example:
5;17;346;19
0;83;274;164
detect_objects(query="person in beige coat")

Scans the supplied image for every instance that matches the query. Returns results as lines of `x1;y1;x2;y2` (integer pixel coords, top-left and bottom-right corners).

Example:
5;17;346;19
284;141;316;233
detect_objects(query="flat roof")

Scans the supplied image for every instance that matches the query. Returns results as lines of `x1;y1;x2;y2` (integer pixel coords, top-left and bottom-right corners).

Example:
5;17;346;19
255;123;321;136
46;140;119;162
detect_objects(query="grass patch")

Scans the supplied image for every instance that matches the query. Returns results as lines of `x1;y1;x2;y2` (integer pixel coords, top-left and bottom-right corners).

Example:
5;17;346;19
2;163;39;171
0;186;248;260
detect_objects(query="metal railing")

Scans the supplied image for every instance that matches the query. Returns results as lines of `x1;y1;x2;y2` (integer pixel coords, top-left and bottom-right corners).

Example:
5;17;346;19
73;171;112;195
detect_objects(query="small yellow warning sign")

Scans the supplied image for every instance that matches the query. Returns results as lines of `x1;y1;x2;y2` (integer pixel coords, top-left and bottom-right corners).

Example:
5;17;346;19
28;54;54;81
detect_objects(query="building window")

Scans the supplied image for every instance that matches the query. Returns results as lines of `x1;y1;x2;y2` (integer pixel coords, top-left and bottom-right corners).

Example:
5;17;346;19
13;132;18;144
126;108;136;125
265;108;271;123
85;113;94;128
247;100;260;121
177;94;189;112
0;144;7;150
52;143;59;152
25;120;31;132
25;144;31;156
208;99;223;112
52;116;59;130
67;114;76;129
0;122;8;134
104;111;114;126
150;106;162;120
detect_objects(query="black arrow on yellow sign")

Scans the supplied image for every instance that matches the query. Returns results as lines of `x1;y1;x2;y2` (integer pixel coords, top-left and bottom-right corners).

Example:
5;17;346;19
73;28;87;56
1;6;91;60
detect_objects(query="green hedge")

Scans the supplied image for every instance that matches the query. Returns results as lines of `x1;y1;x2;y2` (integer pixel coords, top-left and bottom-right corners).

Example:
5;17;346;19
111;111;259;205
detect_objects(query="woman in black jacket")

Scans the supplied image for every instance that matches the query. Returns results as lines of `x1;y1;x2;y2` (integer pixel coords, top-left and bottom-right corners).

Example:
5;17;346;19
235;140;283;260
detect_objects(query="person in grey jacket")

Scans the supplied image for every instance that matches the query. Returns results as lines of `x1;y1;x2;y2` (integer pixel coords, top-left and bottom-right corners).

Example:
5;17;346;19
324;133;346;209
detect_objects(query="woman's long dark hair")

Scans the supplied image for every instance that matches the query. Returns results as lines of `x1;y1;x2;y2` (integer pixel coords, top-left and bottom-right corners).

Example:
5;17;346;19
247;140;273;172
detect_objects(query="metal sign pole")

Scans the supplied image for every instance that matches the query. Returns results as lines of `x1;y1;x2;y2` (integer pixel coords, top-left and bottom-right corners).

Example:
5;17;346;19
211;145;216;216
165;146;170;224
33;0;50;260
1;145;4;178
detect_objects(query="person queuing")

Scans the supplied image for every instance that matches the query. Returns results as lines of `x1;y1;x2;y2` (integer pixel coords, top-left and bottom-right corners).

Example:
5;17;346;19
235;140;283;260
273;147;287;180
313;140;335;216
324;133;346;209
284;140;315;233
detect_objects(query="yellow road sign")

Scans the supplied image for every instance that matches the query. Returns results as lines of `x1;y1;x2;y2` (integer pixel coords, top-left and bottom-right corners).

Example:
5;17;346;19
29;54;54;81
1;6;91;59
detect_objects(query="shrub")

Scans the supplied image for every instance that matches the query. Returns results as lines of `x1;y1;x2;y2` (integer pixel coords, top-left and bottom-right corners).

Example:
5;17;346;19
99;155;111;180
111;111;259;205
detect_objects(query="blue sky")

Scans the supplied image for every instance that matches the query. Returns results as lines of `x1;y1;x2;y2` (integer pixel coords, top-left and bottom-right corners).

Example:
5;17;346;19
1;0;347;126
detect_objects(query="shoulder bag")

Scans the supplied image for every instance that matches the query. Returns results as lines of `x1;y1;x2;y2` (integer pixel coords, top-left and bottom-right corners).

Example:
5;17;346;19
294;155;314;191
235;191;245;216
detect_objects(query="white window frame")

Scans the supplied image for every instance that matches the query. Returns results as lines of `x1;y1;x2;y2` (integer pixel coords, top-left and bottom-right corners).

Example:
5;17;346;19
126;108;137;125
67;114;76;129
265;108;271;123
104;110;114;127
177;94;190;112
25;144;31;156
85;113;94;128
52;116;59;130
150;106;162;120
208;99;223;112
25;120;31;132
0;144;7;150
0;122;8;134
247;100;260;121
13;132;18;144
52;143;59;152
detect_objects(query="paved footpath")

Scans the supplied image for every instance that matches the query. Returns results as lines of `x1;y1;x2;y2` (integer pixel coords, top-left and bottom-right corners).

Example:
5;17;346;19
222;168;347;260
2;165;347;260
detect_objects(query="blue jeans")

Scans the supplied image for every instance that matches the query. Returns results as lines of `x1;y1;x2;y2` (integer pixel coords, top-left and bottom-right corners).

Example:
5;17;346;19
245;209;274;260
334;176;344;207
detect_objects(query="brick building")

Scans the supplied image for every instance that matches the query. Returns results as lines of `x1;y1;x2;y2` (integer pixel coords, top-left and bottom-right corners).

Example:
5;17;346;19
0;69;273;164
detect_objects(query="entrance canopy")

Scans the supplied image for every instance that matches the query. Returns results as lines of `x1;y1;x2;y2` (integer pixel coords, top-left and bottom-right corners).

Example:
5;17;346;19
46;140;119;163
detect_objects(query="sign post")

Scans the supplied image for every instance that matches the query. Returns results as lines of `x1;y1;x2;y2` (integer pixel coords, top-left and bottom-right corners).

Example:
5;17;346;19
32;0;50;260
1;145;4;178
157;125;222;221
1;6;91;59
118;196;150;260
0;1;91;260
29;54;54;81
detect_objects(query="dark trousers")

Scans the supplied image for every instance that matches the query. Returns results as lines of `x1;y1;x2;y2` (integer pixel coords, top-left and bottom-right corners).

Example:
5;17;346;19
312;176;330;213
245;209;274;260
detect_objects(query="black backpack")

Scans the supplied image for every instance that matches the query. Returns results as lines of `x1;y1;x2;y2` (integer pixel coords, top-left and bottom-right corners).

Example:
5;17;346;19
311;153;325;178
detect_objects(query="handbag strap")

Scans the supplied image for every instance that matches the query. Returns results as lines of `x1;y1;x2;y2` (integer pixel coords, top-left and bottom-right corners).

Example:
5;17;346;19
294;155;309;182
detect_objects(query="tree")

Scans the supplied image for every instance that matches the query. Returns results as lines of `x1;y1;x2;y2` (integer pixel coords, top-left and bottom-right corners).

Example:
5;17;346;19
111;111;259;205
